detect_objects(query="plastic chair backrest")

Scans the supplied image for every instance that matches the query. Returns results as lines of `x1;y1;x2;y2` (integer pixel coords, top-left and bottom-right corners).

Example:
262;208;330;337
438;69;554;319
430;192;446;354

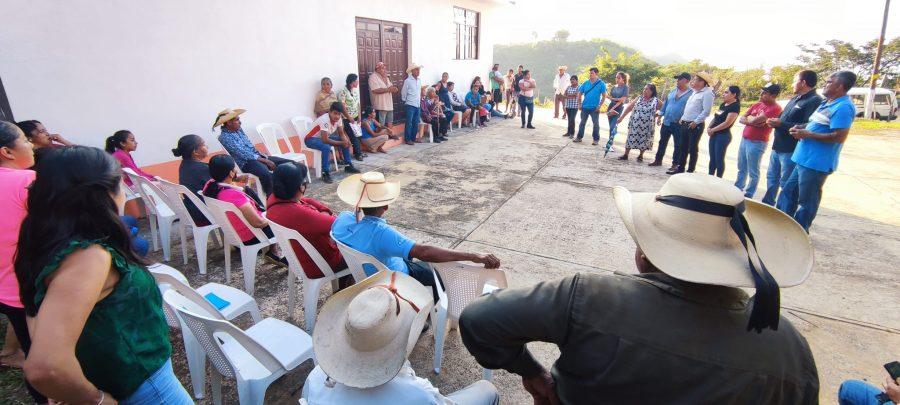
432;262;508;320
232;165;266;201
330;232;390;279
149;265;226;326
256;123;288;156
156;179;218;228
269;221;337;281
131;175;171;217
164;290;284;378
203;196;270;247
291;117;313;151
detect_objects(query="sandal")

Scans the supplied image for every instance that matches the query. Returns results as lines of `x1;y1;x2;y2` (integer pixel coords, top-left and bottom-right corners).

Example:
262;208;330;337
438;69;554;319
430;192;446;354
618;155;628;160
637;155;644;162
0;350;25;369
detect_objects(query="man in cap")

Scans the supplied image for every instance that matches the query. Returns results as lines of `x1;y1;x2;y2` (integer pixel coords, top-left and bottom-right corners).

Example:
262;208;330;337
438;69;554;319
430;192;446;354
651;72;693;168
214;108;292;195
301;270;500;404
459;173;819;404
553;66;570;119
331;172;501;301
776;71;858;231
734;83;783;198
669;72;716;174
401;64;423;145
369;61;399;130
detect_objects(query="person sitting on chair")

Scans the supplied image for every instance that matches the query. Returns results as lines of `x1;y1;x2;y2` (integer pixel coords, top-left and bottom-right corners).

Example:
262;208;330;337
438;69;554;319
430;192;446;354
446;82;473;127
304;102;361;184
331;172;501;302
214;108;292;196
301;270;500;405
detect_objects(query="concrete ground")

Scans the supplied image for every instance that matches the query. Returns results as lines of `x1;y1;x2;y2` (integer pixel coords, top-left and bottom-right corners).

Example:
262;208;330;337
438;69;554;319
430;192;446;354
4;107;896;403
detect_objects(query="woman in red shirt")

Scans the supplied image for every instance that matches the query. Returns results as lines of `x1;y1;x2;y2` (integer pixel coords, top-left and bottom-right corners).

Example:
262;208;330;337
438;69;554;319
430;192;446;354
267;163;348;282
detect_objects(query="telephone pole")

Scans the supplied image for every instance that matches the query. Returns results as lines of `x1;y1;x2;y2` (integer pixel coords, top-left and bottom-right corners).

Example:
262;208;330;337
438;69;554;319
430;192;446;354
865;0;891;119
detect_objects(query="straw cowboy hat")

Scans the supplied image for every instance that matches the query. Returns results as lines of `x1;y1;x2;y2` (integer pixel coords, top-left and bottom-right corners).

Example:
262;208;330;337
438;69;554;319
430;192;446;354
406;63;423;74
614;173;814;331
212;108;246;129
558;65;568;70
337;172;400;209
313;270;434;388
694;71;717;87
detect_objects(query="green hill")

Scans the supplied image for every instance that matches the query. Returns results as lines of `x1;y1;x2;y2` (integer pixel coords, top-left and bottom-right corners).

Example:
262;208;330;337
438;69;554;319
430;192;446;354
493;39;642;100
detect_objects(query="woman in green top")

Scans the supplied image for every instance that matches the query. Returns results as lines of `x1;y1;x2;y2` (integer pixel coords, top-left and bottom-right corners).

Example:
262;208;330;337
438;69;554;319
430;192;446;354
15;146;191;404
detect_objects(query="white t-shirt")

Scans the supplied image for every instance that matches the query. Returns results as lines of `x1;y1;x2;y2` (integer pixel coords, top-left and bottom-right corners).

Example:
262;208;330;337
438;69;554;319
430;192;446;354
301;362;456;405
306;113;340;140
518;79;535;97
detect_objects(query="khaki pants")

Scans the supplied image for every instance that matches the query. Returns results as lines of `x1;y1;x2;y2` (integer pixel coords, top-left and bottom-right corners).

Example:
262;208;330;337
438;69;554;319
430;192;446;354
362;134;389;151
554;94;566;118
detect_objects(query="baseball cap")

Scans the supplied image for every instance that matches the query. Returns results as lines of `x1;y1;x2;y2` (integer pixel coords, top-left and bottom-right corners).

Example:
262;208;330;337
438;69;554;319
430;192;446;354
673;72;691;81
761;83;782;96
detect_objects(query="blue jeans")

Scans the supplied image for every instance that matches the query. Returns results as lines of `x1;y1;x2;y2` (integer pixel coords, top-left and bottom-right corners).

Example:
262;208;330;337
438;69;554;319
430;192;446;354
121;359;192;405
605;112;620;152
577;108;600;141
121;215;149;257
404;105;421;142
519;96;534;126
838;380;893;405
761;151;796;205
707;131;732;178
305;135;353;173
776;164;830;232
734;138;767;197
655;123;677;163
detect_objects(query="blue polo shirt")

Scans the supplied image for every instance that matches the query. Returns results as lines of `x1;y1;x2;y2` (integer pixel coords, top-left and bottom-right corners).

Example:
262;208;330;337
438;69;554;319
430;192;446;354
791;95;856;174
331;212;415;275
578;79;607;109
658;88;693;126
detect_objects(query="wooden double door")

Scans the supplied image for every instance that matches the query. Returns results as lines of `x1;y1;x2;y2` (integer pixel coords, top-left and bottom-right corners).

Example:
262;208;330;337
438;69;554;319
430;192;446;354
356;17;408;123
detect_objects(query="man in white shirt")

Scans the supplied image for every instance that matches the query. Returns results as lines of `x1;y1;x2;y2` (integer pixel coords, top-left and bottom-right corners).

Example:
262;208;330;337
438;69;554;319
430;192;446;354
401;63;423;145
669;71;716;174
552;65;569;119
301;270;500;405
369;61;399;129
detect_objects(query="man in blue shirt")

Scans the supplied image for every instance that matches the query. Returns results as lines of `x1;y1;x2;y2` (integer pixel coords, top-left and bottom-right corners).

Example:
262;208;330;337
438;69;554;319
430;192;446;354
214;108;292;195
332;172;501;301
650;73;693;168
776;71;858;231
401;64;423;145
574;67;608;145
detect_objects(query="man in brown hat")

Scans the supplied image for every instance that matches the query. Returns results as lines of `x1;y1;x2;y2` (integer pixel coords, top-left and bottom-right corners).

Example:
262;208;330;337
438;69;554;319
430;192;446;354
459;173;819;404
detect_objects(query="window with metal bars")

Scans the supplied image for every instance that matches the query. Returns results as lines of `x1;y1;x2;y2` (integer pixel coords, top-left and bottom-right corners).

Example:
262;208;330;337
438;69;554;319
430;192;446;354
453;7;479;60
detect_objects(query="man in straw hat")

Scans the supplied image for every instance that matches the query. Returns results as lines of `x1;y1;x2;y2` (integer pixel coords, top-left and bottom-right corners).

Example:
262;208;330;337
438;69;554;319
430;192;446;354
668;72;716;174
553;65;569;119
459;173;819;404
301;270;500;404
401;63;423;145
332;172;500;302
214;108;292;195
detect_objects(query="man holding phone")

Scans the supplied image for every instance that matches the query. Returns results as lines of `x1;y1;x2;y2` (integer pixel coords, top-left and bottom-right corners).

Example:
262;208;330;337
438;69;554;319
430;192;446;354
838;361;900;404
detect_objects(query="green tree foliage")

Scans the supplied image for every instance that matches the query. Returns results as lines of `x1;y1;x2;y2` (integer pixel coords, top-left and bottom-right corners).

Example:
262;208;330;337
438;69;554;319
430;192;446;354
553;29;570;42
576;50;661;96
798;38;899;87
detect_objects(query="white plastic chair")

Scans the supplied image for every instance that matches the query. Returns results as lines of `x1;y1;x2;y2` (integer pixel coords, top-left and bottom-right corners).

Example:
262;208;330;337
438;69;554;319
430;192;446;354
149;263;261;399
432;262;507;379
164;289;314;405
156;179;222;275
203;197;274;295
255;123;311;182
418;122;434;143
122;169;180;261
291;116;337;179
269;222;358;333
451;111;463;131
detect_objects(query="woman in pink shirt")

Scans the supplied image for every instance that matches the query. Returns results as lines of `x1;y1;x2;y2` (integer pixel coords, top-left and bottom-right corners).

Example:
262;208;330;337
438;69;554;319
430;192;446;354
0;121;45;402
106;130;155;186
202;155;284;264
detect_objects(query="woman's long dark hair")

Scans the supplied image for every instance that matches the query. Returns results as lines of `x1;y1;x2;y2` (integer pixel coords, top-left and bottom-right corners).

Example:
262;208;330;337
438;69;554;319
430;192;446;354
104;130;131;153
15;146;146;316
202;154;235;199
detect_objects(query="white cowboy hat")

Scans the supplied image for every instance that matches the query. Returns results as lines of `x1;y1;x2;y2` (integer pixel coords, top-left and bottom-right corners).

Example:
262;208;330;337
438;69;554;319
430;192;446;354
212;108;246;129
613;173;813;289
337;172;400;209
558;65;568;70
406;63;423;74
694;71;717;87
313;270;434;388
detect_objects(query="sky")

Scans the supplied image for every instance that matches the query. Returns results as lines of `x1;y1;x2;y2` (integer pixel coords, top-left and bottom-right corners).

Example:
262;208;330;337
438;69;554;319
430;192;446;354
492;0;898;70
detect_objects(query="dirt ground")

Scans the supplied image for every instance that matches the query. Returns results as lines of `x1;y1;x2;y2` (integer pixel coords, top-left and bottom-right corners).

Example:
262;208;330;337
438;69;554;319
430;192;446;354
2;107;897;404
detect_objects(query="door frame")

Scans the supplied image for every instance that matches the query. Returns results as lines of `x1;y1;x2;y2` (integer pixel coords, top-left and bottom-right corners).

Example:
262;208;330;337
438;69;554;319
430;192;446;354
355;17;409;124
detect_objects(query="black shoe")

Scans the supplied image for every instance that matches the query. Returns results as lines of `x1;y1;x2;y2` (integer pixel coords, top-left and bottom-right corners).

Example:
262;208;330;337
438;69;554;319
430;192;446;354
666;166;684;175
345;165;361;174
521;124;525;128
527;125;536;129
573;138;583;143
433;137;443;143
322;172;334;183
353;155;364;162
337;160;349;166
264;251;288;267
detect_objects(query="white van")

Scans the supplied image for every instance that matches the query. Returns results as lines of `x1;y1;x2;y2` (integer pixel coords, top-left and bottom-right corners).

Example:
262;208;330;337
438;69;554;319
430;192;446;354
846;87;897;121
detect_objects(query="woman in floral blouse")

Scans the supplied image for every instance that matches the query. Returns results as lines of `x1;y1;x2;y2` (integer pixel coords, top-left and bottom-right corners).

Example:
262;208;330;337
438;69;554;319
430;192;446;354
337;74;364;161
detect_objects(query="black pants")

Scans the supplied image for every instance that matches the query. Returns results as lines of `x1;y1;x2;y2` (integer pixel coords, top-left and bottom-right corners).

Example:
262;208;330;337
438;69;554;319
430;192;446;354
519;95;534;127
492;89;502;104
244;225;274;246
1;302;47;403
429;117;448;137
674;122;704;172
342;118;364;159
655;123;677;163
240;156;293;196
404;259;445;304
565;108;578;135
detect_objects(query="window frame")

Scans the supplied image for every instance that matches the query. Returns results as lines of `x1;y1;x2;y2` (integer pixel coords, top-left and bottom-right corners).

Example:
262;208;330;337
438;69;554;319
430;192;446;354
453;6;480;60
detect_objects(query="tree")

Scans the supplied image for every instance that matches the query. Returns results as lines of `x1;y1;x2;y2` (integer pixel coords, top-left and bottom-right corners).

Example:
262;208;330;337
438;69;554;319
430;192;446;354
553;29;570;42
795;37;899;87
577;50;661;97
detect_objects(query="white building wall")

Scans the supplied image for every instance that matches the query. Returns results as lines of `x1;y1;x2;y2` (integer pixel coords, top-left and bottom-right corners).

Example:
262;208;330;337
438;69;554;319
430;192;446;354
0;0;500;166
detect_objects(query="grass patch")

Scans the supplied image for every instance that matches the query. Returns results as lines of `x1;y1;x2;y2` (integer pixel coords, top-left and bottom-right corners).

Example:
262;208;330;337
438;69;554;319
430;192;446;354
852;118;900;132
